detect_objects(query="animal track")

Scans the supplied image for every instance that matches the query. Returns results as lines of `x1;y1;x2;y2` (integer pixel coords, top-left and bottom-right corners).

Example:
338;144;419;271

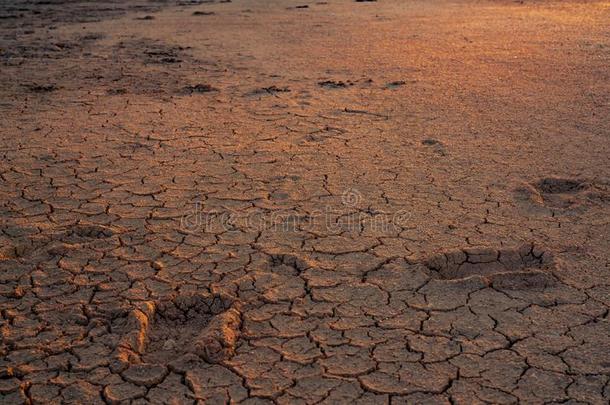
0;221;118;260
425;243;556;287
535;177;586;194
386;80;407;88
517;177;609;210
248;86;291;96
318;80;353;89
268;252;314;272
113;292;241;370
181;83;218;94
23;83;58;93
421;138;447;156
115;39;192;65
71;222;118;238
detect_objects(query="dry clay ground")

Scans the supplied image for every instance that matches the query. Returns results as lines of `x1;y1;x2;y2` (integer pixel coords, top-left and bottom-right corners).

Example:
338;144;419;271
1;0;610;403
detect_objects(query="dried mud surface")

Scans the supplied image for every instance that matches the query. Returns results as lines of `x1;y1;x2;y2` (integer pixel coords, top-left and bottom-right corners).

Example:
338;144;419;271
1;0;609;403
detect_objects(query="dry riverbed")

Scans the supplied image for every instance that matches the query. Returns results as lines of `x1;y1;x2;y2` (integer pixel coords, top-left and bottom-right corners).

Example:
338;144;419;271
1;0;609;403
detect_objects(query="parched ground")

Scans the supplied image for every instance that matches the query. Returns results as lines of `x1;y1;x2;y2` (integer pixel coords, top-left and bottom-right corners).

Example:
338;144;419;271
1;0;609;403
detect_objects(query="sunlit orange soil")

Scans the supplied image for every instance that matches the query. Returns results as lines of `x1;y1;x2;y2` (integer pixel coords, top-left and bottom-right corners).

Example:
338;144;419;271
1;0;609;403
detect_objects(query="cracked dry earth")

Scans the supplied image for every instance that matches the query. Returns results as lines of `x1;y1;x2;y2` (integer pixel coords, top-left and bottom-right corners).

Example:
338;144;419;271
1;0;610;403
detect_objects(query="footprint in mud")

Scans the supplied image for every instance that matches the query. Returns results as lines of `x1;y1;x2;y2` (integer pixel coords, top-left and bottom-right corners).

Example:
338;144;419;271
181;83;218;94
421;138;447;156
247;86;291;97
424;243;556;289
3;32;102;61
107;88;127;95
318;80;354;89
46;223;115;256
71;222;118;238
385;80;407;89
269;252;314;272
536;177;585;194
116;39;191;65
22;83;58;93
0;222;119;260
112;292;241;371
232;253;313;303
516;177;609;211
